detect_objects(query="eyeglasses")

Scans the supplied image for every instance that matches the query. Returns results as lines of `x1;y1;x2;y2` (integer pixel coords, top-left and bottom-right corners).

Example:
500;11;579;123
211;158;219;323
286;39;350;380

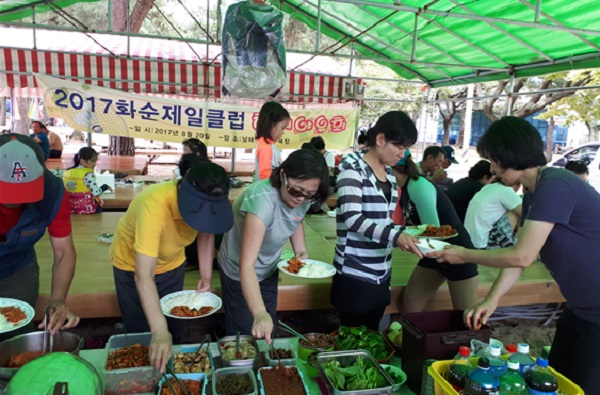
283;173;317;200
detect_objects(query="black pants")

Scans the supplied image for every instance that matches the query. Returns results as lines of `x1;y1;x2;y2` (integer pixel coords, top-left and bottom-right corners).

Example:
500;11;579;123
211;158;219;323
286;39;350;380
0;258;39;342
49;149;62;158
113;264;186;343
219;269;278;336
337;305;387;331
549;308;600;395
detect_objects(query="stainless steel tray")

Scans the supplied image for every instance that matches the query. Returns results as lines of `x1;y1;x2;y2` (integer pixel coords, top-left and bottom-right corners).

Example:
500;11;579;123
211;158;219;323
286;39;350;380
316;349;394;395
218;335;260;370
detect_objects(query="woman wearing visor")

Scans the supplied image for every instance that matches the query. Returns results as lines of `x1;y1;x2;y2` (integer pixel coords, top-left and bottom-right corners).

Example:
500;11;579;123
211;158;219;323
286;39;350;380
218;149;329;342
110;161;233;372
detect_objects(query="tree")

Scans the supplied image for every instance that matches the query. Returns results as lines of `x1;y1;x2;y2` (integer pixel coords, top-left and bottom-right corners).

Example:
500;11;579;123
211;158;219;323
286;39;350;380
435;87;467;145
540;70;600;143
475;72;593;121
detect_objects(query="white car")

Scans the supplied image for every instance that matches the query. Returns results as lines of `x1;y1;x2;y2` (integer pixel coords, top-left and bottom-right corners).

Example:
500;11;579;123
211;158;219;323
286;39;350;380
552;142;600;193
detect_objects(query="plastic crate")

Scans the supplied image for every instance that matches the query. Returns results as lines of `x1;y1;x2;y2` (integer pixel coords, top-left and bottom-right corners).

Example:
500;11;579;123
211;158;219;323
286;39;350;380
104;332;161;395
428;360;584;395
258;338;297;366
399;310;491;393
212;367;258;395
257;366;309;395
171;343;214;377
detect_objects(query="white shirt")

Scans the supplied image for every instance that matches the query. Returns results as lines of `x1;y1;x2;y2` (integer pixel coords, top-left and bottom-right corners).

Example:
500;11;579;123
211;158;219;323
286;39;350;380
324;150;335;168
464;183;522;248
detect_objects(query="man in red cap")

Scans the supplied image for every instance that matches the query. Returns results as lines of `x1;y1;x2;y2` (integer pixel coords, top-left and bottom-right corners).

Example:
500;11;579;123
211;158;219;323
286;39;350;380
0;134;80;340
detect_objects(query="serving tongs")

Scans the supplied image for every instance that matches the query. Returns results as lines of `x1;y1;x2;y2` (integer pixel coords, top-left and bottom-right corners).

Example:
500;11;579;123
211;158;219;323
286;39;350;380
164;364;191;395
234;331;242;359
277;320;312;345
42;306;55;355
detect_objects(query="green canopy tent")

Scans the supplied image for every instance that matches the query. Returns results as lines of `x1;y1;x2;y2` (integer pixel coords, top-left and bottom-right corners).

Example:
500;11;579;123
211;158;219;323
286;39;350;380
2;0;600;87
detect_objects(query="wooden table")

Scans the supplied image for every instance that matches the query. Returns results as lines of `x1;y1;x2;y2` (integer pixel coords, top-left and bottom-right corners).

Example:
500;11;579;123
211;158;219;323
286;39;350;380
47;155;149;175
33;212;564;321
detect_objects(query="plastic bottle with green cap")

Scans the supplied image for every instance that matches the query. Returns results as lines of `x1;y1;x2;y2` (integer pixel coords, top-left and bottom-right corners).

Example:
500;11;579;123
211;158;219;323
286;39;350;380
499;359;528;395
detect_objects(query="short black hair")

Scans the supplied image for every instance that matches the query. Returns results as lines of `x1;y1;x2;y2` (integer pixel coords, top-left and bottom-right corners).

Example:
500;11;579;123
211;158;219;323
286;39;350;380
357;131;368;146
477;116;547;170
310;136;326;151
468;160;492;181
422;146;445;161
269;149;330;204
256;102;290;140
565;160;589;175
182;138;208;159
185;161;230;197
301;142;316;150
178;153;207;178
366;111;418;148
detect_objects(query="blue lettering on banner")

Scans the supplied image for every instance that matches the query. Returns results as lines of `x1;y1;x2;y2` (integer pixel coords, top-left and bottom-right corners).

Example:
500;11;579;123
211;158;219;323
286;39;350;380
162;105;182;126
228;111;245;130
139;102;160;121
207;110;225;129
184;107;203;128
99;98;113;113
115;99;136;118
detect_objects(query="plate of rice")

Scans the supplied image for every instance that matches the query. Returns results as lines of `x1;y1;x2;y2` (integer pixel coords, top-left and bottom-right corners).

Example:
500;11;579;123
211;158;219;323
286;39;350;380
0;298;35;333
277;259;336;278
159;291;222;319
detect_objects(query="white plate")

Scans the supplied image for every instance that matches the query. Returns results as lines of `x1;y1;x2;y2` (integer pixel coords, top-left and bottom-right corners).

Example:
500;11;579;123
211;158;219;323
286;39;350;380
326;211;336;218
277;259;336;278
159;291;222;320
0;298;35;334
404;224;458;240
416;239;451;255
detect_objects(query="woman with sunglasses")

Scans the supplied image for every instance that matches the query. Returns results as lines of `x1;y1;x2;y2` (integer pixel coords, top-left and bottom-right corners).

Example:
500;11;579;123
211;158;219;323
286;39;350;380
331;111;422;330
218;149;329;341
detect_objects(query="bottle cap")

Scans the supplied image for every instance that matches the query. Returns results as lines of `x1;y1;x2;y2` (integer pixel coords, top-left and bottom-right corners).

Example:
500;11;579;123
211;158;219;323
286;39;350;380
478;357;490;368
459;346;471;357
507;359;520;370
517;343;530;353
490;345;501;357
506;344;518;353
536;357;549;367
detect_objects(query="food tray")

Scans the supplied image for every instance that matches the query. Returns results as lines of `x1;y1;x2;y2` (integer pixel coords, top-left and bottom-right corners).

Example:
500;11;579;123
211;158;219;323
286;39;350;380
257;366;309;395
218;335;260;370
104;332;161;395
171;343;214;377
212;367;258;395
157;372;207;395
428;359;583;395
330;328;395;364
258;338;297;366
316;350;394;395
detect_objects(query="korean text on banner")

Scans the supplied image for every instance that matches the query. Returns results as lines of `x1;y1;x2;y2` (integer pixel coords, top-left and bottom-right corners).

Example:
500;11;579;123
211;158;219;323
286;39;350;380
35;74;359;150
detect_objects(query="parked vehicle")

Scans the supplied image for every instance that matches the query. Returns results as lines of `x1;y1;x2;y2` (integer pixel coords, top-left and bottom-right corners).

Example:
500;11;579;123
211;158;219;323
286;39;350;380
551;142;600;193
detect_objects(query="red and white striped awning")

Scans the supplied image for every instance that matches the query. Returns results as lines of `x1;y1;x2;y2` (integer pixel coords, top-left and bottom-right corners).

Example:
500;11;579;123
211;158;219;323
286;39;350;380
0;27;364;104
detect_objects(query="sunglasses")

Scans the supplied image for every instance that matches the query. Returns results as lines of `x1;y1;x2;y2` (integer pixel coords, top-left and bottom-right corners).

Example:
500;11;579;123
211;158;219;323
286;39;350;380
283;173;317;200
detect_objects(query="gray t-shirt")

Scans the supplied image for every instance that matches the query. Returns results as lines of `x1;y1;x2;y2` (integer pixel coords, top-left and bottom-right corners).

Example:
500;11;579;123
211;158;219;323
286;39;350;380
218;179;311;282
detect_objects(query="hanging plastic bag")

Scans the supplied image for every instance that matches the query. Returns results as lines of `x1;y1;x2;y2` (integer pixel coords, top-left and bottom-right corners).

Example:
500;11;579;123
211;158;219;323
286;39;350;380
221;0;287;99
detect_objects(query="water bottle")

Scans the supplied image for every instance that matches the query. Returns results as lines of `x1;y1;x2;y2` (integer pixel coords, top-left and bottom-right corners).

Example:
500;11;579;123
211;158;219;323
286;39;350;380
447;346;474;392
499;359;528;395
464;357;500;395
524;357;558;395
488;345;507;379
511;343;535;373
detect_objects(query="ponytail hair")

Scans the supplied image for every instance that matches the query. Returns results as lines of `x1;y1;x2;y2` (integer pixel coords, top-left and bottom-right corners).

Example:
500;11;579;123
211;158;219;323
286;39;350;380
68;147;98;169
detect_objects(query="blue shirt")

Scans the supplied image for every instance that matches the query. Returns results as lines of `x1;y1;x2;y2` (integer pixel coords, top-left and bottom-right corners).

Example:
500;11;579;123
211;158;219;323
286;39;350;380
29;132;50;160
522;167;600;326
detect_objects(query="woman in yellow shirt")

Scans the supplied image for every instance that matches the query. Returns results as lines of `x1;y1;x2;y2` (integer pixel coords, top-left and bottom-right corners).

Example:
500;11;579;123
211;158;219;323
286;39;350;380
110;161;233;372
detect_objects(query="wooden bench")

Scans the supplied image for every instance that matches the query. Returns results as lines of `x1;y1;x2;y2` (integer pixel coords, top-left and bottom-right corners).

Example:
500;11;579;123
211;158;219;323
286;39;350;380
47;155;149;175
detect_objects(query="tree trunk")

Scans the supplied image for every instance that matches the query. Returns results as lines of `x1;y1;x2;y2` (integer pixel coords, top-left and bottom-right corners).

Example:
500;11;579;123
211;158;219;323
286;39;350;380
109;135;135;155
545;116;555;162
442;117;452;145
0;97;6;126
13;97;30;135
